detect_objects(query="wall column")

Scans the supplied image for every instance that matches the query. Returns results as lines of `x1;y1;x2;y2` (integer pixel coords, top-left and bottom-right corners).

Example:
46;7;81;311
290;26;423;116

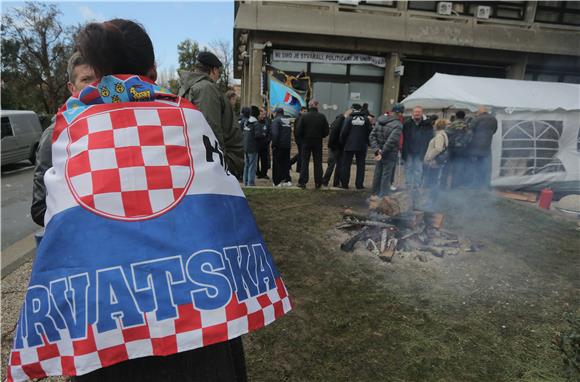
249;42;264;106
381;52;401;112
506;54;528;80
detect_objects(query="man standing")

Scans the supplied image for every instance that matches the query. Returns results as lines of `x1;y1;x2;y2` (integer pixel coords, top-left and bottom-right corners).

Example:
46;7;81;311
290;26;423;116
445;110;472;188
467;106;497;188
178;52;243;177
295;100;329;188
256;106;271;179
242;106;263;187
291;106;307;172
322;109;351;187
271;108;292;187
31;52;96;226
370;113;403;197
402;106;433;190
340;103;372;189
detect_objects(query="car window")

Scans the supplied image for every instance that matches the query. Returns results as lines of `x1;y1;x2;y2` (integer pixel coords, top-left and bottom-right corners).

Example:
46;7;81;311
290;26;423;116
1;117;13;139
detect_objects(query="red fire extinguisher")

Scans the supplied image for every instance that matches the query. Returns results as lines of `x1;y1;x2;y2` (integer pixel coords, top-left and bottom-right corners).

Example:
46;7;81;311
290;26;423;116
538;188;553;209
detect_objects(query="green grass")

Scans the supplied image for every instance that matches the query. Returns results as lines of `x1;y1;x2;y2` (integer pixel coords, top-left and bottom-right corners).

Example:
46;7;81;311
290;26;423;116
242;188;580;382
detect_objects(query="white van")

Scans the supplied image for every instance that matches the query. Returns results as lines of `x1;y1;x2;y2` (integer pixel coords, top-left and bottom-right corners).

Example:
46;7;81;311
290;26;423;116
1;110;43;165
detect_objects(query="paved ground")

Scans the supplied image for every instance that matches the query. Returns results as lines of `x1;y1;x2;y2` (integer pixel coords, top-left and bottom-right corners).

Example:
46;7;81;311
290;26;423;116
1;162;39;276
1;162;38;250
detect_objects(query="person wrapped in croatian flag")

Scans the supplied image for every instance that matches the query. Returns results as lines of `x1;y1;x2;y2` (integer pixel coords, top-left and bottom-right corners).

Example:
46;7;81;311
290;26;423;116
7;19;291;382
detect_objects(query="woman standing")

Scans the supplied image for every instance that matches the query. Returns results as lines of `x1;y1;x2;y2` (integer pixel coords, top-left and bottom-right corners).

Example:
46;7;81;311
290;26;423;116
423;118;450;210
8;19;292;382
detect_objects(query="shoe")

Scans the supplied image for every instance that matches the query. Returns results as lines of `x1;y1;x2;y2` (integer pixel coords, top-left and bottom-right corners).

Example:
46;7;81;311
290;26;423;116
284;181;292;187
356;186;365;190
322;182;329;187
297;183;306;189
315;184;322;189
274;183;282;187
390;185;397;191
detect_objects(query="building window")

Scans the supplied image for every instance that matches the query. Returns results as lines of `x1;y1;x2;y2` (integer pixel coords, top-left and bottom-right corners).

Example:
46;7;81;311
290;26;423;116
360;0;396;7
271;60;308;73
536;1;580;26
408;1;437;12
311;63;348;75
350;64;384;77
408;1;527;20
525;70;580;84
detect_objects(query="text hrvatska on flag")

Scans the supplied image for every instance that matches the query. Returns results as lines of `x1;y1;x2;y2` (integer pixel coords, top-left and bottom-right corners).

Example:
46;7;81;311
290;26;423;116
7;74;291;382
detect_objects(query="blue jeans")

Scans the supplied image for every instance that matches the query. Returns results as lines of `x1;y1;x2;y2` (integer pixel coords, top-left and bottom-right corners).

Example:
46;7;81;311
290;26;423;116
372;151;397;197
404;155;424;190
469;153;492;189
243;152;258;186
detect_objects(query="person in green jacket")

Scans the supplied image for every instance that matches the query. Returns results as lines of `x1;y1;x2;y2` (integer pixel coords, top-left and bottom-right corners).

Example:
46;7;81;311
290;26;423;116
178;52;244;178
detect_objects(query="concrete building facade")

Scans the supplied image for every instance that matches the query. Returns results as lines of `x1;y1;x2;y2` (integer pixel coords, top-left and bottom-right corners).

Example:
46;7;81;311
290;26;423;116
234;1;580;120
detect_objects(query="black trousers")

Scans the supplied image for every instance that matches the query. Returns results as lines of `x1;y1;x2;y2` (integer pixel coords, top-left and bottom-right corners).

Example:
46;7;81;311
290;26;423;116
272;147;291;185
342;150;367;189
290;140;302;172
74;338;247;382
298;141;323;187
322;148;343;187
256;144;270;177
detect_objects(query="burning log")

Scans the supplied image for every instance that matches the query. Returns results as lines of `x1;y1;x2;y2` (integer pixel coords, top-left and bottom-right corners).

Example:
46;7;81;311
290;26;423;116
341;227;375;252
338;198;476;262
424;212;445;229
379;238;398;262
368;192;412;216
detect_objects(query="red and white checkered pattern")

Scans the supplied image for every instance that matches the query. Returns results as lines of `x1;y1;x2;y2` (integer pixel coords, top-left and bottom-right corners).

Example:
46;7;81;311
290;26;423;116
64;108;194;221
7;279;291;381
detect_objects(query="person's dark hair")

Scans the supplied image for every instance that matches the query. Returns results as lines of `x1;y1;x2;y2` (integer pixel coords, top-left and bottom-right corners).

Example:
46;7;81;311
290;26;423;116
352;103;361;110
455;110;465;119
362;103;369;110
194;63;212;75
241;106;251;118
300;106;307;111
76;19;154;77
250;106;260;118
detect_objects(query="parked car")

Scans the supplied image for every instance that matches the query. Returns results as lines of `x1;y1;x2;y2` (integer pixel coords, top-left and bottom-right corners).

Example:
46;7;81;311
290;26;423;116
1;110;43;165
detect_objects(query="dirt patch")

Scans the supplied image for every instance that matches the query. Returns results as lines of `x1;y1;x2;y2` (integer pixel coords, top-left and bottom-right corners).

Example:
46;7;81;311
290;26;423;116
243;188;580;382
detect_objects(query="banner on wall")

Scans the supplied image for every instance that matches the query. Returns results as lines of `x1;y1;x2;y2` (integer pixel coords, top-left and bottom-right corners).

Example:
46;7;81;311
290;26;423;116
273;49;386;68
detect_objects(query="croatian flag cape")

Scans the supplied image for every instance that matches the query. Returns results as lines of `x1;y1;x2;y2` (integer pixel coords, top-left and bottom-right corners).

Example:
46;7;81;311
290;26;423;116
7;75;291;381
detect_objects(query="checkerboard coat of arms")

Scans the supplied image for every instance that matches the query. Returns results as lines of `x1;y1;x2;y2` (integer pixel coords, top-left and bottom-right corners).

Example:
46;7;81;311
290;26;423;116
6;75;292;382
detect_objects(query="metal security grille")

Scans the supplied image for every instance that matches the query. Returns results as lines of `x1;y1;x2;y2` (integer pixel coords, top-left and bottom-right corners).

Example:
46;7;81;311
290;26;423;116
500;120;565;177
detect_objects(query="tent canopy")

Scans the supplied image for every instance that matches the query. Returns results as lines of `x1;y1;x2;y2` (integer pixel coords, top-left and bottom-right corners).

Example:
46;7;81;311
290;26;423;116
401;73;580;112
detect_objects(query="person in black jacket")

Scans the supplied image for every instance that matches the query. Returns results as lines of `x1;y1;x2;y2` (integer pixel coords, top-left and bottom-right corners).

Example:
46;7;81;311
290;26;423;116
370;114;403;196
295;100;329;188
322;109;351;187
402;106;433;190
291;106;307;172
271;108;292;187
467;106;497;189
340;104;372;189
256;106;271;179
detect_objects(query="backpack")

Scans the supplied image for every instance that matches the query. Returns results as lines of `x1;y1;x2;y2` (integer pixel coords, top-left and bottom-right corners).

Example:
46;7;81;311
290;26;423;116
433;132;450;166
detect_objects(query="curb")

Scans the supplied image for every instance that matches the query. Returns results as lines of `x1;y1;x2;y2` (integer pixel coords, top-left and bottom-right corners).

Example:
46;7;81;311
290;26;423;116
1;232;37;278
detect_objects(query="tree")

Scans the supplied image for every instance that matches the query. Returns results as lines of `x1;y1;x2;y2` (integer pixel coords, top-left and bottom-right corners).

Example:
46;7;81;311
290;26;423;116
1;2;76;114
209;39;234;92
177;39;200;72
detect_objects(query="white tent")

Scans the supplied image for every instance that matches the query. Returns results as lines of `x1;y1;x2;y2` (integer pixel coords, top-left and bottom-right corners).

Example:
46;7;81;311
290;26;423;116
402;73;580;192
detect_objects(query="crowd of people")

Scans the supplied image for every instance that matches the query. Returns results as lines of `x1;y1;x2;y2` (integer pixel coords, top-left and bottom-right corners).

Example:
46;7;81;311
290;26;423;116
236;100;498;203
